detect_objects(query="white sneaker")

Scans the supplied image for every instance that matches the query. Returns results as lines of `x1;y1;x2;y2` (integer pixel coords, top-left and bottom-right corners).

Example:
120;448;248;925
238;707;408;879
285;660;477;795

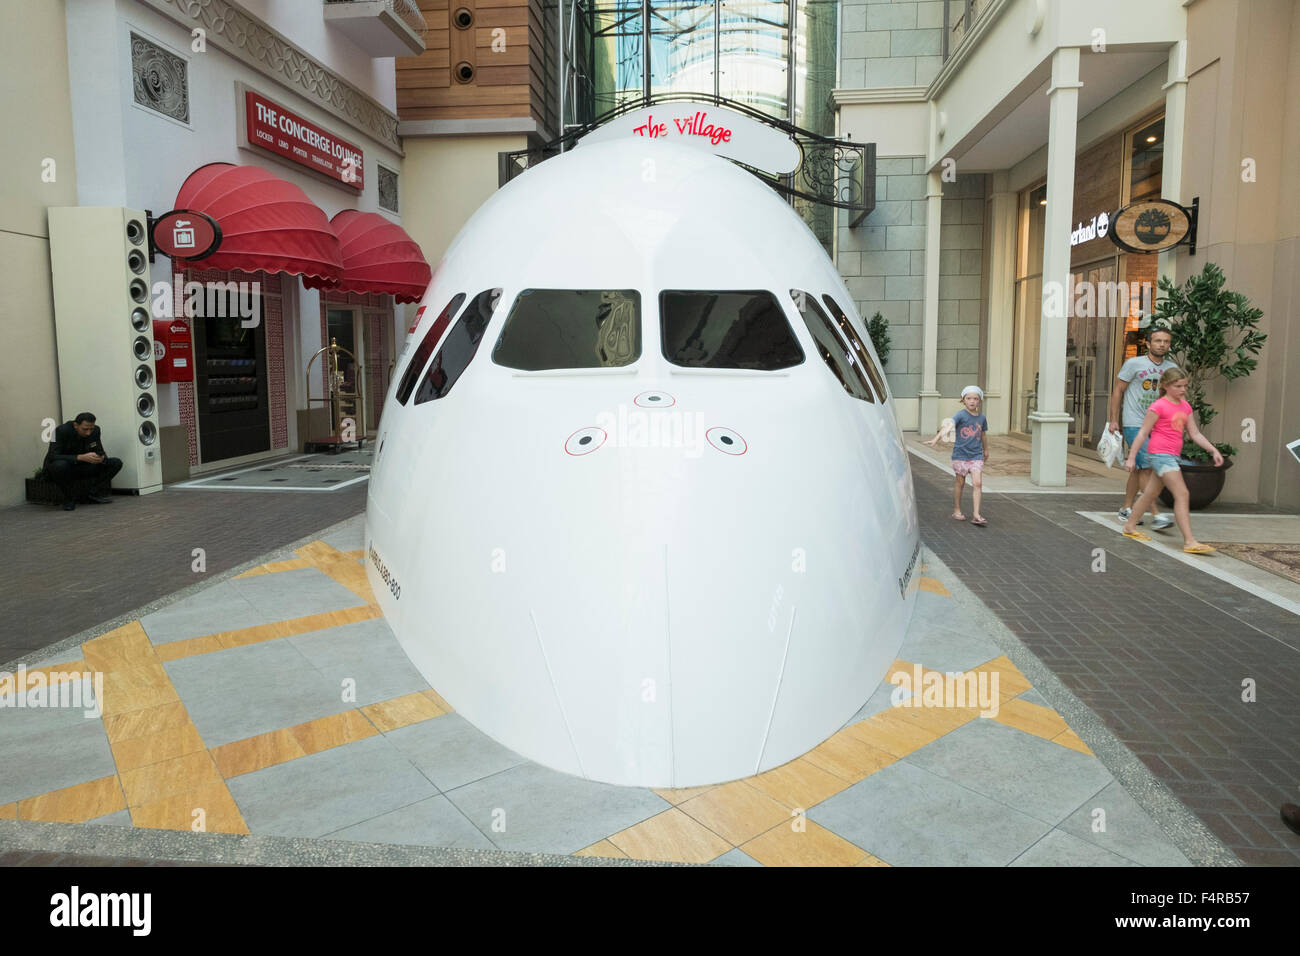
1117;507;1144;527
1151;514;1174;531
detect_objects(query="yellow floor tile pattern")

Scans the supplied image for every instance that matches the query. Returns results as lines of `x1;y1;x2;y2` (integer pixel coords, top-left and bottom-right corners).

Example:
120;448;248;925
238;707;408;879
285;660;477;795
742;820;868;867
991;697;1072;741
17;776;125;824
678;781;792;846
743;757;851;810
8;538;1100;861
210;728;308;779
652;784;717;805
608;808;733;863
574;839;628;859
291;709;378;756
294;541;377;605
362;692;446;733
235;558;311;578
917;576;951;596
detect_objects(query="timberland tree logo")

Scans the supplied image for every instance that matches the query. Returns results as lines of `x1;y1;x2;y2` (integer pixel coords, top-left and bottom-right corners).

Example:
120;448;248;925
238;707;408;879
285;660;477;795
49;887;151;936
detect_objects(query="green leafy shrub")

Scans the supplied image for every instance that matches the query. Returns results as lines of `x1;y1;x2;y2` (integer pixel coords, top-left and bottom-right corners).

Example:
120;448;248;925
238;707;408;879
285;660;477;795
1150;262;1265;463
867;311;890;366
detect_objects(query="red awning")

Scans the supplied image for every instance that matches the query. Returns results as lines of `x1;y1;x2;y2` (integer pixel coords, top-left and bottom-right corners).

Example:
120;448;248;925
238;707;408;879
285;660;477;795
305;210;432;303
173;163;343;283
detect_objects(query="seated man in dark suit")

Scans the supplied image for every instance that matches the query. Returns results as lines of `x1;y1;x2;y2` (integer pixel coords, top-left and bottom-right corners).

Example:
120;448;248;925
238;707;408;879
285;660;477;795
44;412;123;511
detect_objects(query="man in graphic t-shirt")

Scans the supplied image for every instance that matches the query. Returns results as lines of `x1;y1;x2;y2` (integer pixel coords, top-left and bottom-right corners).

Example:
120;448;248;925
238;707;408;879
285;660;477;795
1106;327;1177;530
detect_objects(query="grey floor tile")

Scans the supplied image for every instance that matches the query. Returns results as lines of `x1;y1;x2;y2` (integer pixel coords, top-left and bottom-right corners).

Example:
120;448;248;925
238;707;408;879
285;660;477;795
1017;687;1050;707
0;679;103;741
232;567;366;621
710;847;763;867
289;618;428;707
385;713;527;791
906;719;1114;825
897;620;1004;674
164;640;352;748
227;734;436;838
1010;828;1142;867
318;518;365;553
1056;780;1192;866
808;760;1052;866
325;794;495;849
444;763;670;854
86;809;134;827
139;581;267;644
0;721;117;805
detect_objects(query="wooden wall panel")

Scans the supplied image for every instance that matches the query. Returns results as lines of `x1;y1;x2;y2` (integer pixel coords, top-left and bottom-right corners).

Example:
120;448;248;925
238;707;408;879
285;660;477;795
397;0;544;122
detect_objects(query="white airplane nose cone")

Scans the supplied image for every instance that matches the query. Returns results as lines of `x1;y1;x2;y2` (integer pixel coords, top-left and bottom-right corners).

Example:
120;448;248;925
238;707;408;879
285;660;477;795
366;136;918;787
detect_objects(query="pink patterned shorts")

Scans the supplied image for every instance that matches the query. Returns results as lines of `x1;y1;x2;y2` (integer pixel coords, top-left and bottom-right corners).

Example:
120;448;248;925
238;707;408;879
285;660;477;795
952;459;984;476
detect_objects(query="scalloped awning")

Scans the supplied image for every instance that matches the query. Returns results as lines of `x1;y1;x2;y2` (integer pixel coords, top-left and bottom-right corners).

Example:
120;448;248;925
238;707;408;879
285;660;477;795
173;163;343;283
304;210;432;304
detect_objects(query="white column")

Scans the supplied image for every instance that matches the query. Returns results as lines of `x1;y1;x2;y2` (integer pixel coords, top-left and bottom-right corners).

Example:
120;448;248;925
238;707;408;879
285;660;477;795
1029;47;1081;487
918;169;944;435
984;171;1017;435
1158;39;1188;291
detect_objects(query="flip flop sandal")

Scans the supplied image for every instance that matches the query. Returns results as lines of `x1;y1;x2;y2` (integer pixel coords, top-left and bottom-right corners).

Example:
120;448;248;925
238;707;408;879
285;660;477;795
1121;531;1152;541
971;517;988;526
1184;545;1216;554
951;512;966;521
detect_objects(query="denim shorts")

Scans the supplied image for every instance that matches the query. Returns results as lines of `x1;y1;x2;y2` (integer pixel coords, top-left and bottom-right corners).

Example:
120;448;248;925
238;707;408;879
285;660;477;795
1146;453;1183;477
1122;426;1153;470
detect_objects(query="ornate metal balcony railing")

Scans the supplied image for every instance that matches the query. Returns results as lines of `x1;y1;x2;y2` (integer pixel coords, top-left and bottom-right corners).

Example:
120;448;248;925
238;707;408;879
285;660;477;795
498;93;875;235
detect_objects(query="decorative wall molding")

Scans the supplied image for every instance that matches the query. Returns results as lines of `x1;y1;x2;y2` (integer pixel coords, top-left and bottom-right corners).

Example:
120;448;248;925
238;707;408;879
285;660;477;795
832;87;929;106
136;0;402;153
131;31;191;123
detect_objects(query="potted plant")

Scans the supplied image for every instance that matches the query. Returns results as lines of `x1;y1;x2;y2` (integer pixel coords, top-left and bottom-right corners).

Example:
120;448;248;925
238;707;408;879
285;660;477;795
867;311;890;366
1150;262;1266;510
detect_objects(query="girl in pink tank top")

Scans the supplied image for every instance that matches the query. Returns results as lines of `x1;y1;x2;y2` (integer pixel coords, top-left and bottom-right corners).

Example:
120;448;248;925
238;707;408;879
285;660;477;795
1120;367;1224;554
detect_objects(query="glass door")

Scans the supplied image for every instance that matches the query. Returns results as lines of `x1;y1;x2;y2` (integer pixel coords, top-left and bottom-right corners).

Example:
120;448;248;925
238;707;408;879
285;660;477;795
1064;260;1118;450
326;308;366;437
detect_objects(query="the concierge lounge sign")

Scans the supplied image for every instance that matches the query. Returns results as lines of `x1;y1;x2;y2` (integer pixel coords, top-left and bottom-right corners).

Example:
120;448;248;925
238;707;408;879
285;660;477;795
577;103;802;174
241;89;364;190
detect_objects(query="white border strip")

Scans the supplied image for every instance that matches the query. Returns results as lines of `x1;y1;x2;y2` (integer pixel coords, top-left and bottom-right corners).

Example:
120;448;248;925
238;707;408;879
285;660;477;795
1076;510;1300;625
906;447;1124;495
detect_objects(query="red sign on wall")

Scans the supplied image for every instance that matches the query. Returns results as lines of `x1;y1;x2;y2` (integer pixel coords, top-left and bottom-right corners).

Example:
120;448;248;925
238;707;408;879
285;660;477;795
152;209;222;259
244;90;364;190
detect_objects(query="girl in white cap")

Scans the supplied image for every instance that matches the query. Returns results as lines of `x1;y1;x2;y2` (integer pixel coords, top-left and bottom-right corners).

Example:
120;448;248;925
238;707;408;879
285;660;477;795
923;385;991;525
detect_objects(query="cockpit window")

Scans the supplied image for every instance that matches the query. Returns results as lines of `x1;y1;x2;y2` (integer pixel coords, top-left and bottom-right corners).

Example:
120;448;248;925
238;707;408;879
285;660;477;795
413;288;501;403
823;294;889;402
660;291;804;370
395;293;464;405
492;289;641;370
790;290;875;402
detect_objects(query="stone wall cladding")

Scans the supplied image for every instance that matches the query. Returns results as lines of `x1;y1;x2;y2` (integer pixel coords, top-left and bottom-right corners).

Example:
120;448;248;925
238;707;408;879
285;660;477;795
837;155;985;401
840;0;945;89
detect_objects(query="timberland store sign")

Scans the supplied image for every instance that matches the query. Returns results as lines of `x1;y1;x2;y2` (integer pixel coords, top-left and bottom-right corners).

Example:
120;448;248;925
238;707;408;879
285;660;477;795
238;86;364;190
576;103;802;174
1070;211;1109;247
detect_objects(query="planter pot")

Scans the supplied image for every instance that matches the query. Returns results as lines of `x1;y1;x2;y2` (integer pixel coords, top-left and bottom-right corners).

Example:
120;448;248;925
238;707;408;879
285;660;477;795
1158;457;1233;511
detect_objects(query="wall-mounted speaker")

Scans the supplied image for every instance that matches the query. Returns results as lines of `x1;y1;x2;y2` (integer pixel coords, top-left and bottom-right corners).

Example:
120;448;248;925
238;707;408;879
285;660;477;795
49;207;163;494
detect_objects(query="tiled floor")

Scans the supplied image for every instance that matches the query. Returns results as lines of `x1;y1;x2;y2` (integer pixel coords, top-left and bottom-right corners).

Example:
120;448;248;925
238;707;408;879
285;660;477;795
0;515;1194;866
